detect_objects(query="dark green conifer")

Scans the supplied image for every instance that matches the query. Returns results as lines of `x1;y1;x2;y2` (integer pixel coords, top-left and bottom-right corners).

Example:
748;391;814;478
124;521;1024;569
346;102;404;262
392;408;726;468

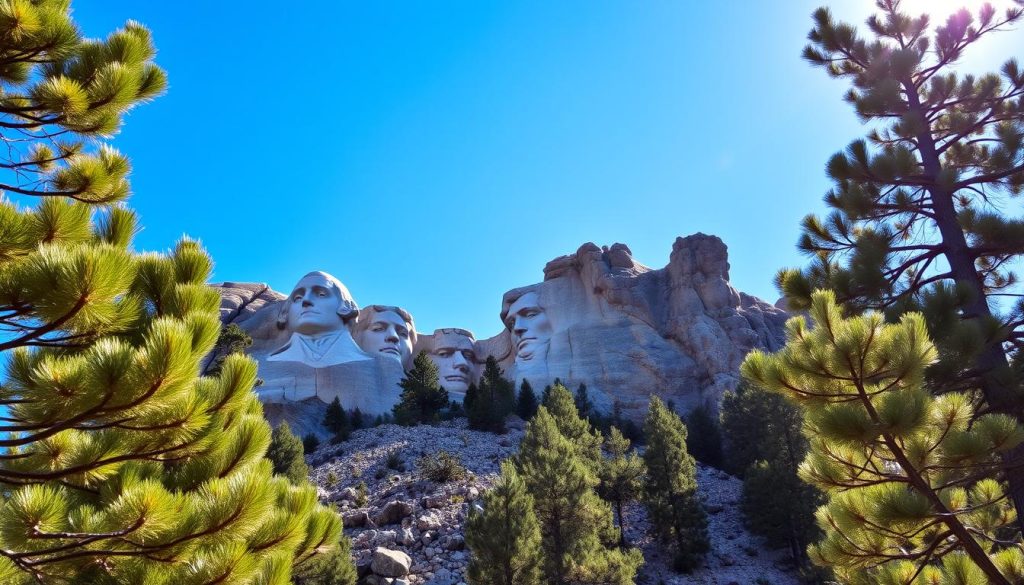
685;403;723;467
393;351;449;425
544;383;603;470
303;433;321;455
574;383;593;419
292;534;358;585
597;427;645;546
743;291;1024;583
467;356;515;432
516;408;643;584
268;422;310;485
324;396;350;439
465;461;543;585
642;396;709;573
516;379;539;420
350;407;365;429
720;382;820;568
777;0;1024;524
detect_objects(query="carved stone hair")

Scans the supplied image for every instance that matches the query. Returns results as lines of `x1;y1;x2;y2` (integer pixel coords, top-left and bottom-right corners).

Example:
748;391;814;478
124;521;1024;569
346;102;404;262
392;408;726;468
499;284;542;330
276;271;359;330
352;304;418;346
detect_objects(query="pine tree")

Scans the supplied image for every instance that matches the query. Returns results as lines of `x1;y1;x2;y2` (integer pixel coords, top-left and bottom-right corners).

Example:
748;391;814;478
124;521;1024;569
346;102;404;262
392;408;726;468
684;403;723;467
268;422;310;485
720;382;821;568
597;427;645;546
516;379;539;420
778;0;1024;525
203;322;254;376
465;461;543;585
467;356;515;432
303;433;320;455
743;291;1024;583
463;382;479;413
574;383;593;419
292;533;358;585
643;396;709;573
544;383;603;470
350;407;365;430
324;396;350;440
393;351;448;425
515;407;643;584
0;5;341;581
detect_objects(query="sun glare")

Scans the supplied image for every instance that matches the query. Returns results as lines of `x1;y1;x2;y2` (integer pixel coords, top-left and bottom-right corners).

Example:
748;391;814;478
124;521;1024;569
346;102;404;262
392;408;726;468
898;0;1018;19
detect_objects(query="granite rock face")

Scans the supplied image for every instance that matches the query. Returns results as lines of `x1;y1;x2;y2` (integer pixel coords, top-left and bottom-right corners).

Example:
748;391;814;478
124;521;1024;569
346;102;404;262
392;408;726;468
477;233;788;419
212;234;788;428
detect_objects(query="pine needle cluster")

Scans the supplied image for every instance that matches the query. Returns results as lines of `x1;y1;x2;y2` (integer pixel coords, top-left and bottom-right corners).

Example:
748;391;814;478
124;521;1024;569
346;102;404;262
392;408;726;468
743;291;1024;584
779;0;1024;524
0;3;344;582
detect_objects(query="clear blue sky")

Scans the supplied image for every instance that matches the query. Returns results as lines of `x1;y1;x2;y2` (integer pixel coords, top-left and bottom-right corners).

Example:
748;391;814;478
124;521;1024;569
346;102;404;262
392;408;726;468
71;1;1023;338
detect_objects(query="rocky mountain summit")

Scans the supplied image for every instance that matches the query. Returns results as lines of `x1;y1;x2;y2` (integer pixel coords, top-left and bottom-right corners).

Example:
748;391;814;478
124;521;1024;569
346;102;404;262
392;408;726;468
308;421;800;585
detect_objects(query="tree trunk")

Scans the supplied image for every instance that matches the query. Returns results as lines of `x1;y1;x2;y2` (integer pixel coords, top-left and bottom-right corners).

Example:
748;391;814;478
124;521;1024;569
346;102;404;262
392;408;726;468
905;78;1024;536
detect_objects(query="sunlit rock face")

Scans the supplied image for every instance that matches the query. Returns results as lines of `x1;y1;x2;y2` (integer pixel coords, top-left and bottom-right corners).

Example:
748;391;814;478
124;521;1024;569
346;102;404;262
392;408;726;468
211;272;405;438
212;233;788;432
476;234;789;420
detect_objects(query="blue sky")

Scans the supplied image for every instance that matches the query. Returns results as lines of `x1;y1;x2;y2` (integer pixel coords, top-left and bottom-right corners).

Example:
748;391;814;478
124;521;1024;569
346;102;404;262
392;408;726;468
71;1;1024;338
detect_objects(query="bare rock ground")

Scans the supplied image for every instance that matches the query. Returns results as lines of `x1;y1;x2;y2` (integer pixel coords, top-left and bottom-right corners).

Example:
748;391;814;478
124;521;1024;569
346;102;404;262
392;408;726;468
308;421;801;585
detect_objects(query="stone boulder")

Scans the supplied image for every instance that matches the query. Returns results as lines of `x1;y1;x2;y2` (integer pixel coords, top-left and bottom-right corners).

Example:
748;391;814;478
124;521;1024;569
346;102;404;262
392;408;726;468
371;547;412;577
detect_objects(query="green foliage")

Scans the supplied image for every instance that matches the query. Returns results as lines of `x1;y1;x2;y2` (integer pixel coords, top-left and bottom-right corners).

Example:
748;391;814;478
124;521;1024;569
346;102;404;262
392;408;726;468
350;407;365;430
742;291;1024;584
268;422;310;485
354;481;368;508
0;4;343;581
385;448;405;472
543;383;604;471
303;433;321;455
720;382;822;570
643;396;709;573
292;534;358;585
515;406;643;584
203;322;253;376
467;356;516;432
516;379;539;420
781;0;1024;519
393;352;449;425
465;461;543;585
574;383;593;419
684;403;723;468
323;396;350;440
597;427;645;546
417;450;467;483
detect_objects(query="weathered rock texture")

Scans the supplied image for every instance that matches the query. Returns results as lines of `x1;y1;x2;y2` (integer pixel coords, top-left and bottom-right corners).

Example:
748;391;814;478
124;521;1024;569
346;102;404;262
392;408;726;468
477;234;788;419
212;234;788;427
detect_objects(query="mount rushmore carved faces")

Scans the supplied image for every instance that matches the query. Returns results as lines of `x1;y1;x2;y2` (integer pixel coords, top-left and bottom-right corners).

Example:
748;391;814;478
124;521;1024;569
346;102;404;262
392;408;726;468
354;305;417;369
502;290;553;364
267;271;371;367
425;328;478;398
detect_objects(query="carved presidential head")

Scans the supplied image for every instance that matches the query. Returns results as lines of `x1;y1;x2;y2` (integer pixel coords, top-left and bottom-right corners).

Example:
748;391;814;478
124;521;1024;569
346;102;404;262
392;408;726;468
500;287;552;363
276;271;359;336
424;328;478;395
353;305;417;368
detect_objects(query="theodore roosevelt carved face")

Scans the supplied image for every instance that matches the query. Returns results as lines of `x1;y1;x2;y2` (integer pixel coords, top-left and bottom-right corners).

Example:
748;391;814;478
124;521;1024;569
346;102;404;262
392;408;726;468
503;291;552;363
427;328;478;396
354;305;416;369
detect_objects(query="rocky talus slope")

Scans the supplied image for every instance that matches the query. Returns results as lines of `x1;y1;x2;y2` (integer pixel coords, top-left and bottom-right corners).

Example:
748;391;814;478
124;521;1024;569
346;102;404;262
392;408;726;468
308;421;801;585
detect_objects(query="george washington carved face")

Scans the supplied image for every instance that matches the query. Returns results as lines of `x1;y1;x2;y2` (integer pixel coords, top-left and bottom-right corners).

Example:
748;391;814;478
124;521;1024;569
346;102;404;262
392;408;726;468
277;271;358;336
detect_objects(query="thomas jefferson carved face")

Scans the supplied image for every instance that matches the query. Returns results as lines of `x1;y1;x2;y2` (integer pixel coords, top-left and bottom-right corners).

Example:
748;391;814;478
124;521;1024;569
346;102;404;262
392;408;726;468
355;307;415;367
429;329;477;394
504;292;552;362
279;272;357;336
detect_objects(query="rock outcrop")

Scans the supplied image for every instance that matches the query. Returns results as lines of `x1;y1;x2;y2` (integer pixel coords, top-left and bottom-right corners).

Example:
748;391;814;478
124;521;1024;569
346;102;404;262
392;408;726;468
212;234;788;428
